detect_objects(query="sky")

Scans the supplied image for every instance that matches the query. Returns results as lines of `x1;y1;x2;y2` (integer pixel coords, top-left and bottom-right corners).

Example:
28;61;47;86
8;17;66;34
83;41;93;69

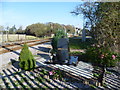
0;2;84;30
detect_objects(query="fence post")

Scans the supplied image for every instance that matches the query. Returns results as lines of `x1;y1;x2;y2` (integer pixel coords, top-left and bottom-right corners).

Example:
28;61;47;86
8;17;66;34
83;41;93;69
2;32;4;43
18;34;19;41
7;32;9;42
25;34;27;42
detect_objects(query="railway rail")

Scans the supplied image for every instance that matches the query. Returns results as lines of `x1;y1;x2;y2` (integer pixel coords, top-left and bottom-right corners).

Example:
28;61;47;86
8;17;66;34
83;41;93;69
0;38;51;54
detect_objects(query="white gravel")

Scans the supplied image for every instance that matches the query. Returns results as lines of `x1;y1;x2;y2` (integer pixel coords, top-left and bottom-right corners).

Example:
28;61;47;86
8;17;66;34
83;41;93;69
0;41;94;79
0;42;51;71
0;42;95;88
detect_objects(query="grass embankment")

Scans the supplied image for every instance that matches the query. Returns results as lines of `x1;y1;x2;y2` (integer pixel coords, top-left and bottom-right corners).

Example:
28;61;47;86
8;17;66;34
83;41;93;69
69;37;94;56
69;37;92;49
26;35;39;40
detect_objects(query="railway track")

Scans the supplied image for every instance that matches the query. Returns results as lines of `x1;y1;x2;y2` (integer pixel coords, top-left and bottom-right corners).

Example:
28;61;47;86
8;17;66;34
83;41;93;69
0;38;51;54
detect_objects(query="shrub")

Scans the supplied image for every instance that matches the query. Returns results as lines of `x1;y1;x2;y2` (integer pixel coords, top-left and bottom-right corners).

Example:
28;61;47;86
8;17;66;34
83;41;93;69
51;30;67;52
86;45;119;67
19;44;36;70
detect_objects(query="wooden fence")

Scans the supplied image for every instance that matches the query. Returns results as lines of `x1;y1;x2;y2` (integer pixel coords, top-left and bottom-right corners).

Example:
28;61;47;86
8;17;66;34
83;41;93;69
0;34;26;43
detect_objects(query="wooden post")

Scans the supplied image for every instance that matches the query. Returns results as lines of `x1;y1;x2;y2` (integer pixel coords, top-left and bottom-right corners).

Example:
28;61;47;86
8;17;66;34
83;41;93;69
99;66;106;86
18;34;19;41
2;29;4;44
7;32;8;42
102;67;106;85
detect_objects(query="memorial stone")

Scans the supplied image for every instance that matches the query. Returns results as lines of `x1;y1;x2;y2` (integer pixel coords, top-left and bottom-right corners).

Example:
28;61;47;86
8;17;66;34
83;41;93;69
56;37;69;64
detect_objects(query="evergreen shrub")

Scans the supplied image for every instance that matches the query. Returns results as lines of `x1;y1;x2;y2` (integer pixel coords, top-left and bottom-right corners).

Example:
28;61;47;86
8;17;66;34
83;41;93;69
19;44;36;70
51;30;67;52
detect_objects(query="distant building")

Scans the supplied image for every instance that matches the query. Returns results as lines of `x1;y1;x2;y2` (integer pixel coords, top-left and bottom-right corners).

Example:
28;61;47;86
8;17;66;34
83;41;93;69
74;27;82;36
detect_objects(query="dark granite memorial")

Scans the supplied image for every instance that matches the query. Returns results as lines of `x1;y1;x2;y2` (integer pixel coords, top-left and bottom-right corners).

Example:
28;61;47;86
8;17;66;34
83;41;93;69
56;37;70;64
45;36;79;66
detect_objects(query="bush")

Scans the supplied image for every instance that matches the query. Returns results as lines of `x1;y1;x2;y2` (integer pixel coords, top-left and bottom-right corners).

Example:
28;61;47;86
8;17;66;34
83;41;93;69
51;30;67;52
86;45;119;67
19;44;36;70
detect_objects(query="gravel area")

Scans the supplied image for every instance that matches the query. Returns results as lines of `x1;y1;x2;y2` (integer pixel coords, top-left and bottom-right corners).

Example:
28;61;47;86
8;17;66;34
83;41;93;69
0;42;52;71
0;42;119;89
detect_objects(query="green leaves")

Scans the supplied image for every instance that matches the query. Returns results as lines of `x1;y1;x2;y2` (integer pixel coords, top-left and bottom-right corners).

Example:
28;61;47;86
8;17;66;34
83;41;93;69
93;2;120;53
72;2;120;54
51;30;67;52
19;44;36;71
85;45;119;67
49;68;64;80
25;23;75;37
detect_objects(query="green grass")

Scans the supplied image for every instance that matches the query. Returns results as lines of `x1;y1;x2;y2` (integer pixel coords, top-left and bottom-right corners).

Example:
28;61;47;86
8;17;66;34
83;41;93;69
0;34;38;42
89;84;97;89
93;73;100;78
0;34;48;43
69;37;94;49
20;78;24;83
69;51;83;55
106;71;112;75
33;55;40;57
26;35;39;40
0;72;3;75
102;83;107;87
